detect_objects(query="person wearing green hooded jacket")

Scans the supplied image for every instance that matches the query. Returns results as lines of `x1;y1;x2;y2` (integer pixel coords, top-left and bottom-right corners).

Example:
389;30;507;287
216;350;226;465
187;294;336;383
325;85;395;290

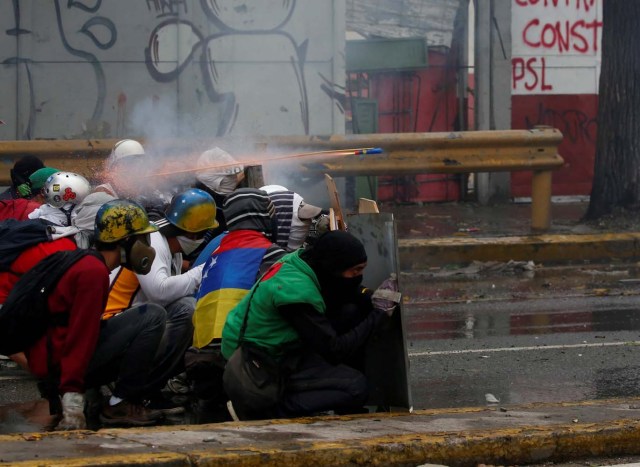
221;230;396;420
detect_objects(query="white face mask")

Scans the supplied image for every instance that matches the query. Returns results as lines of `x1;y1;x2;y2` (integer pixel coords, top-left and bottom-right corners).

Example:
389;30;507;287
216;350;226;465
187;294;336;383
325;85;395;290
176;235;204;256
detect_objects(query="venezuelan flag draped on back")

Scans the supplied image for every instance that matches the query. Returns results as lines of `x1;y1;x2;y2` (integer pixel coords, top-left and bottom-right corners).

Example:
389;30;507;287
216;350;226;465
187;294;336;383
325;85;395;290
192;230;272;348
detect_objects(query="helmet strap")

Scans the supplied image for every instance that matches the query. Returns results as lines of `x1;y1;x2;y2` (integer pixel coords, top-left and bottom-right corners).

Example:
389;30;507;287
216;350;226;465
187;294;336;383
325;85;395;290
120;244;128;265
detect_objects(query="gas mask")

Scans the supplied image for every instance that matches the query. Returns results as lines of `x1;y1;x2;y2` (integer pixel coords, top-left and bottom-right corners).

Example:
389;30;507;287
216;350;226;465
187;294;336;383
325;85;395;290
121;234;156;275
176;235;205;256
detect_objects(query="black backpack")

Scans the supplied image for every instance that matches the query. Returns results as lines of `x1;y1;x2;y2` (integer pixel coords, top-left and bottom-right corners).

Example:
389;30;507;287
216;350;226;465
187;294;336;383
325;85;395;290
0;249;99;356
0;219;55;271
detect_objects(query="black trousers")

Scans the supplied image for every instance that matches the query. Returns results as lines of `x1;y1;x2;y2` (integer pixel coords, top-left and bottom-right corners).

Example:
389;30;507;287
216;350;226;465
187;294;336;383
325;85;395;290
279;352;369;417
85;303;165;402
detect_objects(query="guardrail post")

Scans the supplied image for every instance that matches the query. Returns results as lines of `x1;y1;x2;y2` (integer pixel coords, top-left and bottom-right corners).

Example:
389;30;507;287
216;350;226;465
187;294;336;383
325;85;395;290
531;169;553;231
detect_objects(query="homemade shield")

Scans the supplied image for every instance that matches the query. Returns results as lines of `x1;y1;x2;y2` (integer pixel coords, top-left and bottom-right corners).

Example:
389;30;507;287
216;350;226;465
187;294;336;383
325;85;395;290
347;213;412;412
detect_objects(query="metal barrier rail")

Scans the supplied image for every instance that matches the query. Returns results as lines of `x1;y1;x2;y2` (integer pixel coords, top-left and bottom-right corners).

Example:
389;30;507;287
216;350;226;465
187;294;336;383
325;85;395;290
0;127;564;230
296;127;564;230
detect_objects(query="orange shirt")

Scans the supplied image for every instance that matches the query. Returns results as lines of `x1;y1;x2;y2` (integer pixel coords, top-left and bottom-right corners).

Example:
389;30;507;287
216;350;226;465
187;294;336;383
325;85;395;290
103;267;140;320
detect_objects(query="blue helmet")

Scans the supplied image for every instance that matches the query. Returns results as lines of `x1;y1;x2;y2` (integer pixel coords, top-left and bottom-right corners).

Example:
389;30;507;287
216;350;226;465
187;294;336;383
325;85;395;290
165;188;218;233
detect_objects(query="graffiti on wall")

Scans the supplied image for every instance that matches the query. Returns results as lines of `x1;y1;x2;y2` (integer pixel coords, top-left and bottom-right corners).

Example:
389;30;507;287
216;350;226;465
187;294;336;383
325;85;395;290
511;0;602;94
524;101;597;144
145;0;311;136
2;0;341;139
2;0;116;138
145;0;189;18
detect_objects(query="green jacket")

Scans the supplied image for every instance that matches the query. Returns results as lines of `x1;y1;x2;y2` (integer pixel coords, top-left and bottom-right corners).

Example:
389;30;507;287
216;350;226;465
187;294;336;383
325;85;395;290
221;250;326;360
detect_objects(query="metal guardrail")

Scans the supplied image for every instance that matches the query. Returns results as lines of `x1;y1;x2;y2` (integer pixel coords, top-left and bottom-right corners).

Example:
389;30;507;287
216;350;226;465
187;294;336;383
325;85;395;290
297;127;564;230
0;127;564;230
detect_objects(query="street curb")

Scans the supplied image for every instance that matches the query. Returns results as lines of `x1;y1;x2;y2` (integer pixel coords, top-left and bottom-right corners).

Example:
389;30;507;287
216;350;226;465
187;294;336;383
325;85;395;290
3;400;640;466
399;232;640;268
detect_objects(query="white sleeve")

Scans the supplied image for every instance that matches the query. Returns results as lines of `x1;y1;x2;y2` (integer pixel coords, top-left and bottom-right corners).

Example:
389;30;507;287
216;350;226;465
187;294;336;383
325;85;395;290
136;232;204;306
27;206;43;219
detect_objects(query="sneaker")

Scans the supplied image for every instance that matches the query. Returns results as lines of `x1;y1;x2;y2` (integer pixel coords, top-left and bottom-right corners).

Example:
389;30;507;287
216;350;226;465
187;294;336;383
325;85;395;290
100;400;163;427
165;373;191;395
144;394;185;416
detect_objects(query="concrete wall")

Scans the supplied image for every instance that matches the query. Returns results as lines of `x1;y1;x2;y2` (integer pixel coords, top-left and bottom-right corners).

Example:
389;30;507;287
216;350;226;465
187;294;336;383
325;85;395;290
0;0;345;140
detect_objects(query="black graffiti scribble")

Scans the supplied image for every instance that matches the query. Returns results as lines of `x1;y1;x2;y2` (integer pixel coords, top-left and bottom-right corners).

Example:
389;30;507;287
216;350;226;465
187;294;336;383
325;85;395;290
146;0;188;18
145;0;309;136
79;16;117;49
54;0;105;122
524;102;597;144
4;0;34;138
67;0;101;14
319;72;346;114
201;0;295;32
145;19;205;83
6;0;30;36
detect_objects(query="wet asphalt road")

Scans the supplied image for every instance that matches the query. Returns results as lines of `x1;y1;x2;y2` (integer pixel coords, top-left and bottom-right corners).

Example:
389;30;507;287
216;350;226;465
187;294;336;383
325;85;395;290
402;263;640;408
3;263;640;433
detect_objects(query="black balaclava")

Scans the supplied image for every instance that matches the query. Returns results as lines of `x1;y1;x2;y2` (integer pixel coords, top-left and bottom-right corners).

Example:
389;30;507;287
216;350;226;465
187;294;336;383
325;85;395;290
300;230;367;298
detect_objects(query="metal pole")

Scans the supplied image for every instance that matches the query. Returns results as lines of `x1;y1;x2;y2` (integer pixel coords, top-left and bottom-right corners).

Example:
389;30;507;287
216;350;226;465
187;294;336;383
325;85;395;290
531;170;553;231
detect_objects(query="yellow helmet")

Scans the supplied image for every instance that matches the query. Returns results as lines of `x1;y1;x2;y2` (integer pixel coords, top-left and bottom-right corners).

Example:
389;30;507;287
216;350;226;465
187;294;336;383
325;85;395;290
95;199;158;243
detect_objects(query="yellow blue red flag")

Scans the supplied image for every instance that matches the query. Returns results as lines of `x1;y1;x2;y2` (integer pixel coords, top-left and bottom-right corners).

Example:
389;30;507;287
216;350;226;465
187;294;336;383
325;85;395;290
192;230;271;348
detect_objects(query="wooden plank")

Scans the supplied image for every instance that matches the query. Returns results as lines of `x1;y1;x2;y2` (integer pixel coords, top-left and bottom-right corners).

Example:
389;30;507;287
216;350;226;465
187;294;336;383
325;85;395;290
328;208;338;231
325;174;347;231
358;198;380;214
244;165;264;189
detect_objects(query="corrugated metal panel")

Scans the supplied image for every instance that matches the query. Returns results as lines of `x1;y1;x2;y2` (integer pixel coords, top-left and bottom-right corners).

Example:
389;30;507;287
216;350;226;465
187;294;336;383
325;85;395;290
346;0;461;48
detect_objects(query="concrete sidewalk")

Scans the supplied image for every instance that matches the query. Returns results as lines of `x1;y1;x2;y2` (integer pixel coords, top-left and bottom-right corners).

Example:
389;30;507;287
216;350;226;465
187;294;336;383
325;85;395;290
384;201;640;268
2;399;640;466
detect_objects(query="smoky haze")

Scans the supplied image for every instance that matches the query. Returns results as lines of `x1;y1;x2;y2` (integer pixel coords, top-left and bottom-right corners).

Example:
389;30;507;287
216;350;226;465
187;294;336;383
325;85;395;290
123;97;335;209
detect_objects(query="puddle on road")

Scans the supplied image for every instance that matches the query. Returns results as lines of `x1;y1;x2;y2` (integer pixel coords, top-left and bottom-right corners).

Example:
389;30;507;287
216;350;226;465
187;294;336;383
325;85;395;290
0;399;57;434
407;306;640;340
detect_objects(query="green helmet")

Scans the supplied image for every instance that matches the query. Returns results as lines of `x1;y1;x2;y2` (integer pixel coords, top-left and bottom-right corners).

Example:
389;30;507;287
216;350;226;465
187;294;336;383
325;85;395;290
95;199;158;243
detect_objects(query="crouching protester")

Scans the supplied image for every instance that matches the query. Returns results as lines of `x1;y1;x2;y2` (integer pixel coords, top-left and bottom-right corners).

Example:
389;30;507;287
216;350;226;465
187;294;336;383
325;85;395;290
220;230;398;420
0;199;165;430
188;188;285;421
105;189;216;415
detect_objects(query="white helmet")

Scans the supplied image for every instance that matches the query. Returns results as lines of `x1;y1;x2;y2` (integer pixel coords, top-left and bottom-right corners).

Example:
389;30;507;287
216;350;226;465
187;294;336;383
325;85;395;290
44;172;92;208
107;139;145;169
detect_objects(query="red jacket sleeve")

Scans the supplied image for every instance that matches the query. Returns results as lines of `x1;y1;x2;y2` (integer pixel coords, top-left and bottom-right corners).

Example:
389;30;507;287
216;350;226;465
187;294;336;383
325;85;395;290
0;238;76;303
27;255;110;394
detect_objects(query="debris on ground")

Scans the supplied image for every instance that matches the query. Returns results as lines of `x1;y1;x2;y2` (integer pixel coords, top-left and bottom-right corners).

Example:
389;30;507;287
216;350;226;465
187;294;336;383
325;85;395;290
412;260;537;278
